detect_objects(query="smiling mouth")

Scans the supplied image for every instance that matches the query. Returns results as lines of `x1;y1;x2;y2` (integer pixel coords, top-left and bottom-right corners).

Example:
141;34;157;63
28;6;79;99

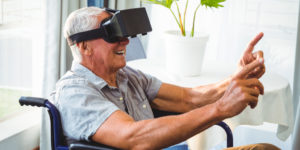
115;50;125;55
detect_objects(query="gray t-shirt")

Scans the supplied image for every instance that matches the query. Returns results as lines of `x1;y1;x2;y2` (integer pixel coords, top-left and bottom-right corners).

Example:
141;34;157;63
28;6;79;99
50;61;162;141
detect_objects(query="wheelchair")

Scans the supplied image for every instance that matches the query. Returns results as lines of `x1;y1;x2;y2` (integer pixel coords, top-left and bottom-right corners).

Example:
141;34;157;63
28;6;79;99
19;96;233;150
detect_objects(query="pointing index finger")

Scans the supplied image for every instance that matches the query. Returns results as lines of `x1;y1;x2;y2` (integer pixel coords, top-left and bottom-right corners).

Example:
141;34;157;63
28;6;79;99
245;32;264;54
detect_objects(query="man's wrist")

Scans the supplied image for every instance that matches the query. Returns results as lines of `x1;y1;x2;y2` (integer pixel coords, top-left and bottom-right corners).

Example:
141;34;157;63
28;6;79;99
213;100;230;120
214;76;232;98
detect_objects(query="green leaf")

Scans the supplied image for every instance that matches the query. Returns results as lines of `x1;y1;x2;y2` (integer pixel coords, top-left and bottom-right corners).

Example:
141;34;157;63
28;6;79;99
141;0;176;8
141;0;182;32
200;0;226;8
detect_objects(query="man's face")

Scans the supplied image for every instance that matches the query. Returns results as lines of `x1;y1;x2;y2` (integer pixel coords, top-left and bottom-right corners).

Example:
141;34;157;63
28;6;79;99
87;12;129;72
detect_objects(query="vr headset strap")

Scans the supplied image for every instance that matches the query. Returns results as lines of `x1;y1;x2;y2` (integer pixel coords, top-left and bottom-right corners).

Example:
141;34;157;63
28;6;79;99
68;28;106;46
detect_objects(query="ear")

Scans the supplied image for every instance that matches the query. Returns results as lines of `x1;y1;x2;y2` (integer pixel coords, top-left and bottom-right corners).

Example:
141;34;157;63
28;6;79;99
77;42;93;56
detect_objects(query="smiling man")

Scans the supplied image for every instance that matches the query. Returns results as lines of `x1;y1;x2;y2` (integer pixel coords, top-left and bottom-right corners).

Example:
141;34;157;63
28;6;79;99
50;7;280;150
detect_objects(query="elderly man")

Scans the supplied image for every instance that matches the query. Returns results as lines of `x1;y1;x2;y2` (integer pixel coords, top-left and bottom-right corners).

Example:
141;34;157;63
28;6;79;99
51;7;279;150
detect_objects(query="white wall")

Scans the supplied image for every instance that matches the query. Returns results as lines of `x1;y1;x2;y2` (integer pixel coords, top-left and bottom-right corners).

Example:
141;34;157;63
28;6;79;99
146;0;299;88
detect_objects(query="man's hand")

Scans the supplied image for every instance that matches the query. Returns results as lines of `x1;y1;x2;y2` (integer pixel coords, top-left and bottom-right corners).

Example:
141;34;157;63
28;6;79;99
217;59;264;118
234;32;265;79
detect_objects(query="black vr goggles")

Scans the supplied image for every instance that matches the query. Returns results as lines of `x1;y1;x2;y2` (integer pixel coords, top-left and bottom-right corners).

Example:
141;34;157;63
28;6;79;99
68;7;152;45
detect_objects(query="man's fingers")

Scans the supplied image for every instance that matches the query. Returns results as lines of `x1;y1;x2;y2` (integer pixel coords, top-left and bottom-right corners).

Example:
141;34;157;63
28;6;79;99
245;32;264;53
256;65;265;77
239;78;264;94
241;87;260;97
249;97;258;109
248;79;264;95
246;78;264;95
248;64;266;79
236;58;264;79
253;51;264;60
243;93;259;109
257;66;266;78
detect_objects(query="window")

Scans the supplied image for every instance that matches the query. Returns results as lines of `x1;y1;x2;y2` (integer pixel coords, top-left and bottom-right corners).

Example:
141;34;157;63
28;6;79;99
87;0;107;7
0;0;43;120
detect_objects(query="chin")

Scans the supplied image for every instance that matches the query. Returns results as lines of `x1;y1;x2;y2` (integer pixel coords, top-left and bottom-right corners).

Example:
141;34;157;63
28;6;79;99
121;62;126;68
117;61;126;69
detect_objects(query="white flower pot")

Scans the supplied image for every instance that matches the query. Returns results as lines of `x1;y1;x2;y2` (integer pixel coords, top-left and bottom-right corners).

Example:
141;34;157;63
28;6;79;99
164;30;209;76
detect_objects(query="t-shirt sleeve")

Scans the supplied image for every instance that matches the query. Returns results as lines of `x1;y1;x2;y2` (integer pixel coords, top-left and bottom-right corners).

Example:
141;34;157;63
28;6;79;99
55;81;119;141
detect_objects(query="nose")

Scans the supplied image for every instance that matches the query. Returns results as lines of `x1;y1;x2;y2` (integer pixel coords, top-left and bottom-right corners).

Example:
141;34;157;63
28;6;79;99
119;37;129;45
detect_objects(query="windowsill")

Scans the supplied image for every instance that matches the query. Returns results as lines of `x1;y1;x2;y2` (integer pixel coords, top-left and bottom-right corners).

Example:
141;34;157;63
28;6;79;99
0;109;41;142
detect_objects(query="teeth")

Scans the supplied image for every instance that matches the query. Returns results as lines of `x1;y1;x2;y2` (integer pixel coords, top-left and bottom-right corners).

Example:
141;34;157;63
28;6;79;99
115;50;125;55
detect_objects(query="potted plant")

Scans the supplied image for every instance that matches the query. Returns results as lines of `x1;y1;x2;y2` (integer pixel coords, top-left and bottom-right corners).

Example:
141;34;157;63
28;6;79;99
142;0;226;76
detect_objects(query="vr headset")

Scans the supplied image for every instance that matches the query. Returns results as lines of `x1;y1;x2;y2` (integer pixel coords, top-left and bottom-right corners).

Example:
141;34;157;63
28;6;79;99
68;7;152;45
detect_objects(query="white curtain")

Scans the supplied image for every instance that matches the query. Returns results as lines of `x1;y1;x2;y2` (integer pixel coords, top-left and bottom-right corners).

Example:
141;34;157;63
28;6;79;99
40;0;86;150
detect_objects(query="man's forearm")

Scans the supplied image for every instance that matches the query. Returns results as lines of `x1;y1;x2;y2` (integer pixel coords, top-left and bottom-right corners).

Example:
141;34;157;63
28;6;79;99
121;102;225;149
190;77;232;107
151;78;232;113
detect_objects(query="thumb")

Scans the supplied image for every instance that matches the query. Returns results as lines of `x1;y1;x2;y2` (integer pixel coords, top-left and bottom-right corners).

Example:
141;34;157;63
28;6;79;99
235;58;264;79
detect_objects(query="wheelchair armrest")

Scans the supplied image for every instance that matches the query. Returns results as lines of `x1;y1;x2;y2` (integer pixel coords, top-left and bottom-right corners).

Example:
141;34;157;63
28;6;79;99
19;96;47;107
153;109;233;148
152;108;180;118
69;141;120;150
